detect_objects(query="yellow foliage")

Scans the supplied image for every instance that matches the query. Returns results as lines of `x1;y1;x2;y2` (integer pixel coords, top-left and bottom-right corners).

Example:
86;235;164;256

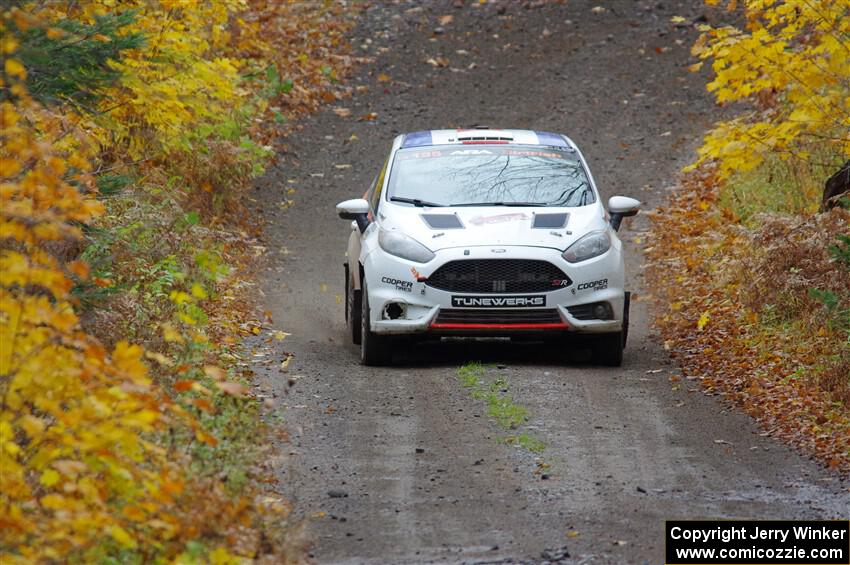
30;0;246;159
4;58;26;79
106;0;243;158
690;1;850;178
2;0;355;559
0;15;191;561
697;311;711;331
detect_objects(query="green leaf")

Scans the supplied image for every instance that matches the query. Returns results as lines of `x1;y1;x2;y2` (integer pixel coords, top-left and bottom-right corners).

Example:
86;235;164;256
809;288;839;311
96;174;132;197
265;64;279;83
9;10;143;106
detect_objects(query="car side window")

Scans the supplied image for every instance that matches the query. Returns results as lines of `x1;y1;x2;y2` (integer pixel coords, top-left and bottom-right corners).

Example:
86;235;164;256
370;155;390;214
364;173;378;202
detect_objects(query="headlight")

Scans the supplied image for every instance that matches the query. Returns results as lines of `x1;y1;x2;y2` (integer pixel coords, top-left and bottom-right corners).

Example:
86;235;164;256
562;230;611;263
378;230;435;263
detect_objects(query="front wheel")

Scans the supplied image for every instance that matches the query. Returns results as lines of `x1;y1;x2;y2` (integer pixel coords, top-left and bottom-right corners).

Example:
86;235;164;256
360;280;393;366
591;331;623;367
345;263;362;345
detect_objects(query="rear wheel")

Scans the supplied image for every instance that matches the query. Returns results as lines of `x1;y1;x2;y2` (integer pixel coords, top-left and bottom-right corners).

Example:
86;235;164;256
360;280;393;366
591;331;623;367
345;263;362;345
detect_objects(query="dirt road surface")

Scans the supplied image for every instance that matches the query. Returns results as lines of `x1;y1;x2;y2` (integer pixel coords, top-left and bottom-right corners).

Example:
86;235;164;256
252;1;849;563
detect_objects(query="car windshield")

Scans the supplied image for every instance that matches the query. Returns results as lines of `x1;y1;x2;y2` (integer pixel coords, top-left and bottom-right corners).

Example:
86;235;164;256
387;145;595;207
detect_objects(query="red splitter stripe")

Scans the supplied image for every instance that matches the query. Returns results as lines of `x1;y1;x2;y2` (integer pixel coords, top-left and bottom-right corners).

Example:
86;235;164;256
430;322;567;330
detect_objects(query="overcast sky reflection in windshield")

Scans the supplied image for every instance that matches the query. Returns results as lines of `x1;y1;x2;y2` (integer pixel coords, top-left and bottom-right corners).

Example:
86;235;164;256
388;146;595;207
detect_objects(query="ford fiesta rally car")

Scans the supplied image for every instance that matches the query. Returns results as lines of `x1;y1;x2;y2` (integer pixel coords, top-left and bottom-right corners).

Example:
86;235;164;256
337;128;640;366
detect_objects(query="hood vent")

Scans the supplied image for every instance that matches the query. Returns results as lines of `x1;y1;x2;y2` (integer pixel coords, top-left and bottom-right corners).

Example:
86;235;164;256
532;213;569;229
421;214;464;229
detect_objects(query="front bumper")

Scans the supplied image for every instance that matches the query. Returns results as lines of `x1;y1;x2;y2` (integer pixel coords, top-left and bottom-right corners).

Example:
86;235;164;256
363;245;625;336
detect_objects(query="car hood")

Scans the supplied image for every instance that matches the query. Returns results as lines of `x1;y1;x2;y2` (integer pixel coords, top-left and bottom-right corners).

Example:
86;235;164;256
378;203;608;252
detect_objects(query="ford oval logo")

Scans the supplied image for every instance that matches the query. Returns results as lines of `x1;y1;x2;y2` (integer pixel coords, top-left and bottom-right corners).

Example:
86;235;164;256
491;248;506;253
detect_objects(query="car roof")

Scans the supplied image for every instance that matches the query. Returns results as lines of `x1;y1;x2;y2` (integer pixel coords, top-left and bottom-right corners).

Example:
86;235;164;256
399;128;578;150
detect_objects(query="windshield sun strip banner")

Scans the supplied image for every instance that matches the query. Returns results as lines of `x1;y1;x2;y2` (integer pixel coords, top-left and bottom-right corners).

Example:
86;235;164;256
394;146;574;161
400;130;433;148
534;131;569;147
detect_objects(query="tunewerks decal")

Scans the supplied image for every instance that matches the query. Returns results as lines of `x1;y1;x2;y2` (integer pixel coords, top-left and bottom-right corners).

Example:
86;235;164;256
451;295;545;308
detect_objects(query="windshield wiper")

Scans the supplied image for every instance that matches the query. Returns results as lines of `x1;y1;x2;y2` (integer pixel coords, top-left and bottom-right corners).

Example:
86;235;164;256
451;201;543;207
390;196;446;207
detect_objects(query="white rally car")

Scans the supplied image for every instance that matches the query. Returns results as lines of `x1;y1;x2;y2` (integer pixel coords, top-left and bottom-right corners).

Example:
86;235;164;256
336;128;640;366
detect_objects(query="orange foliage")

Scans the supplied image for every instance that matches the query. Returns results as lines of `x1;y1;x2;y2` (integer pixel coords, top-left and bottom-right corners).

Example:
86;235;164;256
646;170;850;473
0;45;194;560
1;0;356;560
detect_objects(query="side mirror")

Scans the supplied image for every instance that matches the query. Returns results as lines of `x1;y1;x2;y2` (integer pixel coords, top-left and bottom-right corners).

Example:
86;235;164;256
607;196;641;231
337;198;370;232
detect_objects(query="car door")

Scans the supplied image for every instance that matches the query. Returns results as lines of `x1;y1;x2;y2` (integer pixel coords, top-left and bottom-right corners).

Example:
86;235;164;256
348;155;390;290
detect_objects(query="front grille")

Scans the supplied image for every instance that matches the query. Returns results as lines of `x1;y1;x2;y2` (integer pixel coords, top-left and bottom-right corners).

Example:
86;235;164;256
426;259;570;293
434;309;563;325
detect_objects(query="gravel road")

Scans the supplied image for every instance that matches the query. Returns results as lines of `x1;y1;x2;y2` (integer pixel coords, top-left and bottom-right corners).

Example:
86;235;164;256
252;1;849;563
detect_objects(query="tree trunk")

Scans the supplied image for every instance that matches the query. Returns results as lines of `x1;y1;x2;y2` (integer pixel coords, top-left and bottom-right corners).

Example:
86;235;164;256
822;160;850;211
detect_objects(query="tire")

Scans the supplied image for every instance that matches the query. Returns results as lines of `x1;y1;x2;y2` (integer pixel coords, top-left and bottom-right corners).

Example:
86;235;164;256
622;291;631;349
360;280;393;366
591;331;624;367
346;264;362;345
